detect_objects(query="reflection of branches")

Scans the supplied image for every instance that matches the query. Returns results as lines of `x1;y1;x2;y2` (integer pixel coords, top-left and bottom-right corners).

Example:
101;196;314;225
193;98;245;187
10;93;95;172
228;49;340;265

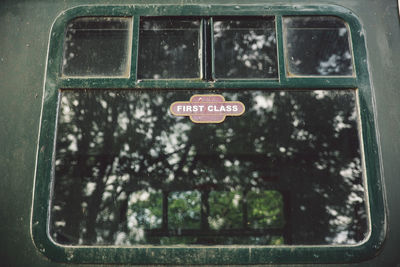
285;17;353;76
52;89;367;246
214;20;277;78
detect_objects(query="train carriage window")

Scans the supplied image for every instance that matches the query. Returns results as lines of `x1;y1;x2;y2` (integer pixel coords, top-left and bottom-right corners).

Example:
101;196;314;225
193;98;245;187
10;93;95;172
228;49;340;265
283;16;354;76
213;17;278;78
51;88;366;246
137;18;201;79
62;17;132;77
32;5;385;265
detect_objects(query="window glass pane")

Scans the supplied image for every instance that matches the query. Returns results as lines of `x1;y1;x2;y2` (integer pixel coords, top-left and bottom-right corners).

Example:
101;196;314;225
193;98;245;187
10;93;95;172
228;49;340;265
62;17;132;77
168;191;201;229
208;190;284;230
214;18;278;78
137;18;200;79
283;16;353;76
129;190;163;229
247;190;284;229
209;191;243;230
51;89;368;246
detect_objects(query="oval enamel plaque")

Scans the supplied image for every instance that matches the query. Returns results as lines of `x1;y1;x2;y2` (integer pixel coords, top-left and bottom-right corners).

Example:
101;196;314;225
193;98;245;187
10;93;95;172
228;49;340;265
170;94;245;123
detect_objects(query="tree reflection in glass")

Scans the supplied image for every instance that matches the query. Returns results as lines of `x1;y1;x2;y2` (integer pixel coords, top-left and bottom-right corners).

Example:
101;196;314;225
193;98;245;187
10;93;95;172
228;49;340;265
283;16;354;76
137;18;200;79
62;17;132;77
50;89;368;246
214;18;278;78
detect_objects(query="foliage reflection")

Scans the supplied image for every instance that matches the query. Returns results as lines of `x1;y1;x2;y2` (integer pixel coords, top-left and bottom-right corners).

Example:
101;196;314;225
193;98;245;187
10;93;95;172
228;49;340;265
214;18;278;78
137;18;200;79
284;16;353;76
51;89;368;246
62;17;131;77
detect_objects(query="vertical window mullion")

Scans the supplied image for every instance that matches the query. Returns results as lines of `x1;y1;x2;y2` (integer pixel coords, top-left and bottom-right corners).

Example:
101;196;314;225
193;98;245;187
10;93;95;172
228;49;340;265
242;189;248;229
131;16;140;81
276;15;287;83
162;191;169;231
202;17;213;81
210;17;216;80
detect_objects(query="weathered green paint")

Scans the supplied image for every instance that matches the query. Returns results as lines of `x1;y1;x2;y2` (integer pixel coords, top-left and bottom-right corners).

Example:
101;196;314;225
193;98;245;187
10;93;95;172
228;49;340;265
1;0;399;266
32;4;384;265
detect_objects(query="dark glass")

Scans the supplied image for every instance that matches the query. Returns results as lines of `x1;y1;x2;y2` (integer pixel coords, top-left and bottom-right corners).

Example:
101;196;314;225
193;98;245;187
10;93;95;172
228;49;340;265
137;18;200;79
214;18;278;78
283;16;353;76
51;89;368;246
62;17;131;76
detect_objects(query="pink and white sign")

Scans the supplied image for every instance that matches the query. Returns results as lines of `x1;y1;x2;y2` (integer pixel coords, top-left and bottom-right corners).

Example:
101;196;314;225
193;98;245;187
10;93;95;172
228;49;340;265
170;94;245;123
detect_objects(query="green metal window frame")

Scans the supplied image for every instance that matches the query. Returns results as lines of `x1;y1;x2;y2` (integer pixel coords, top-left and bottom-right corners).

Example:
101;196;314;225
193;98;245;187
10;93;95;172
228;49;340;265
31;4;386;265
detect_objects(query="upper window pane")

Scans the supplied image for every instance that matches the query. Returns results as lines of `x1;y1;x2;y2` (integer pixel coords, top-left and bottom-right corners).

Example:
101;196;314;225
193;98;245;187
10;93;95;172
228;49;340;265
283;16;353;76
213;18;278;78
137;18;200;79
62;17;132;77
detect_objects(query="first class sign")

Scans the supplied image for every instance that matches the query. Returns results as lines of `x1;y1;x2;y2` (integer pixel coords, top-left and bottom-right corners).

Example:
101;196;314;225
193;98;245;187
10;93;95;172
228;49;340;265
170;94;245;123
